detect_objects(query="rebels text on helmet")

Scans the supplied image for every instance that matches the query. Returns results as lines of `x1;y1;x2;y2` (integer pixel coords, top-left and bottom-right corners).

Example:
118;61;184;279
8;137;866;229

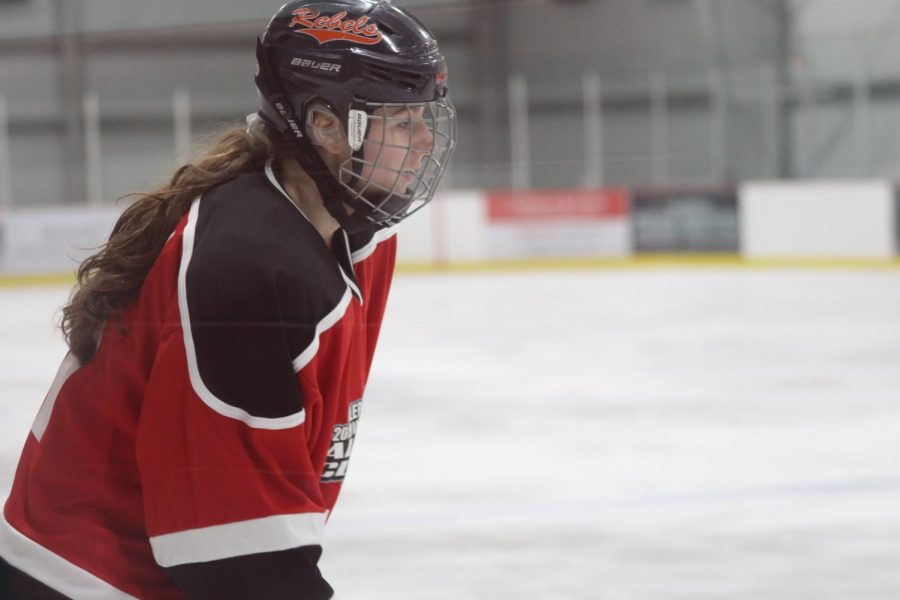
289;9;383;45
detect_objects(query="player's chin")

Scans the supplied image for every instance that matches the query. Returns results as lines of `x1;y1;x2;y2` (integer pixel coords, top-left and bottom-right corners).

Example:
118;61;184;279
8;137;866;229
369;191;414;223
394;181;415;195
382;176;414;196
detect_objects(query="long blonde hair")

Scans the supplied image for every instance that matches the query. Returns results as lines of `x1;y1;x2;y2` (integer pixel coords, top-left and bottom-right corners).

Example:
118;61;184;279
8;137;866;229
61;121;288;363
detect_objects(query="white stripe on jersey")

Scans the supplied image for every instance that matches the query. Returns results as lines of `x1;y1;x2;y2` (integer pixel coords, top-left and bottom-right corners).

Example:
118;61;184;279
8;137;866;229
31;352;81;441
0;513;137;599
149;512;327;568
351;223;399;264
291;287;354;373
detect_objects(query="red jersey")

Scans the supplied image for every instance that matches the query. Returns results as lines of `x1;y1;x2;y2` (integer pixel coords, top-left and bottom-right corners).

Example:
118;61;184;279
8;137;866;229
0;162;397;598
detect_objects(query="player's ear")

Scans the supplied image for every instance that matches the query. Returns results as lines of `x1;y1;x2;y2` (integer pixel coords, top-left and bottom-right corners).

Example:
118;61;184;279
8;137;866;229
306;105;346;156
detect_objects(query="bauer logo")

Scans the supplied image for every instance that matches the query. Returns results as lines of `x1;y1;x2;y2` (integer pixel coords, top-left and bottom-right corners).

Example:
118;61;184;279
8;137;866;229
321;399;362;483
289;9;383;45
290;57;342;73
348;109;368;151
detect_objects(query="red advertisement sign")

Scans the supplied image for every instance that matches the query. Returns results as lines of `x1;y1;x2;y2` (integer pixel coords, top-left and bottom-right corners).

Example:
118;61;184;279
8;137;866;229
487;188;630;222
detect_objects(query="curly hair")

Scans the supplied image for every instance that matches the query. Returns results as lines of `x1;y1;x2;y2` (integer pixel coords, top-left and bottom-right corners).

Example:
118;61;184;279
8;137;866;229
61;119;289;363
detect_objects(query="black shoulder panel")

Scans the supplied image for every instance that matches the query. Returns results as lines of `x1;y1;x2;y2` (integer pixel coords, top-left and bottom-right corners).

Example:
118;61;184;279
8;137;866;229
186;172;348;419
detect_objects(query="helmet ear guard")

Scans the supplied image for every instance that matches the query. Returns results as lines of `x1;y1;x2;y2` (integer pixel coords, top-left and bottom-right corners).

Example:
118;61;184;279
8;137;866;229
306;104;346;149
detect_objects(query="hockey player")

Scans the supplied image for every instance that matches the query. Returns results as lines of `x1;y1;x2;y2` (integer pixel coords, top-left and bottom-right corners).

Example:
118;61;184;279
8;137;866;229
0;1;455;597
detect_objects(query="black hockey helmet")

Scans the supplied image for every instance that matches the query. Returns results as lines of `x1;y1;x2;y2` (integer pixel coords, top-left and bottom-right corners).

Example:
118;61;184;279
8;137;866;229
255;0;456;232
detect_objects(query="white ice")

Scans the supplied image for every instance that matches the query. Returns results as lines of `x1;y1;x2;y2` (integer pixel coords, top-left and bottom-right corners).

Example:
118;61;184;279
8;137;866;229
2;269;899;599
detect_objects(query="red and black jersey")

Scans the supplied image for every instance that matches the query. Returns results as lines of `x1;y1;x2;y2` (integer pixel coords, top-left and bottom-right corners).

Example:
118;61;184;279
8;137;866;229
0;162;397;599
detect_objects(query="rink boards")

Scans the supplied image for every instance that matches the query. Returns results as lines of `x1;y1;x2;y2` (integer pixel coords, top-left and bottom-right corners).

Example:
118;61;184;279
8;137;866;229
0;180;898;279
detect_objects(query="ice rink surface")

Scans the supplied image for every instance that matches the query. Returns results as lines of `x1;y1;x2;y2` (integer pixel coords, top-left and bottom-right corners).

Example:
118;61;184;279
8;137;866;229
1;268;899;599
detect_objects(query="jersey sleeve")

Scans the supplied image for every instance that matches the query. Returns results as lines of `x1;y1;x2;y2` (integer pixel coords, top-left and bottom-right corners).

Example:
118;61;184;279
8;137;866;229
134;197;338;598
164;547;333;600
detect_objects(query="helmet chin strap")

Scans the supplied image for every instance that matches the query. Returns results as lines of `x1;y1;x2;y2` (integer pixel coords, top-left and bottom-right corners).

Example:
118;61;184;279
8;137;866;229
290;136;375;235
255;38;375;235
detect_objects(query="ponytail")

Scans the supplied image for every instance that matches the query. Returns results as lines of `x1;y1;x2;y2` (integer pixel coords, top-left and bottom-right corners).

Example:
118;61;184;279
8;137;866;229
61;122;286;363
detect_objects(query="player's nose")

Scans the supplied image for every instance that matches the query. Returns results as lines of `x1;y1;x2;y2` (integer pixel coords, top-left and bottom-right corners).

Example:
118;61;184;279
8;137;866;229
411;120;434;153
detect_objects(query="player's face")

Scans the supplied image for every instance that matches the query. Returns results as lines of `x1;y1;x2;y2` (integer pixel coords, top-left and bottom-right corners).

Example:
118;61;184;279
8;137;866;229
358;105;435;196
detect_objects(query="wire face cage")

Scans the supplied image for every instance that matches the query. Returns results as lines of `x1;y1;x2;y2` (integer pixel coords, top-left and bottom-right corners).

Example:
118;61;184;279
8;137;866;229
339;98;456;226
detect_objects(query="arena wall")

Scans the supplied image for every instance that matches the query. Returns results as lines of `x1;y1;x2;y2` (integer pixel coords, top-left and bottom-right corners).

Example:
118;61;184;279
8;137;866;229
1;181;897;277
